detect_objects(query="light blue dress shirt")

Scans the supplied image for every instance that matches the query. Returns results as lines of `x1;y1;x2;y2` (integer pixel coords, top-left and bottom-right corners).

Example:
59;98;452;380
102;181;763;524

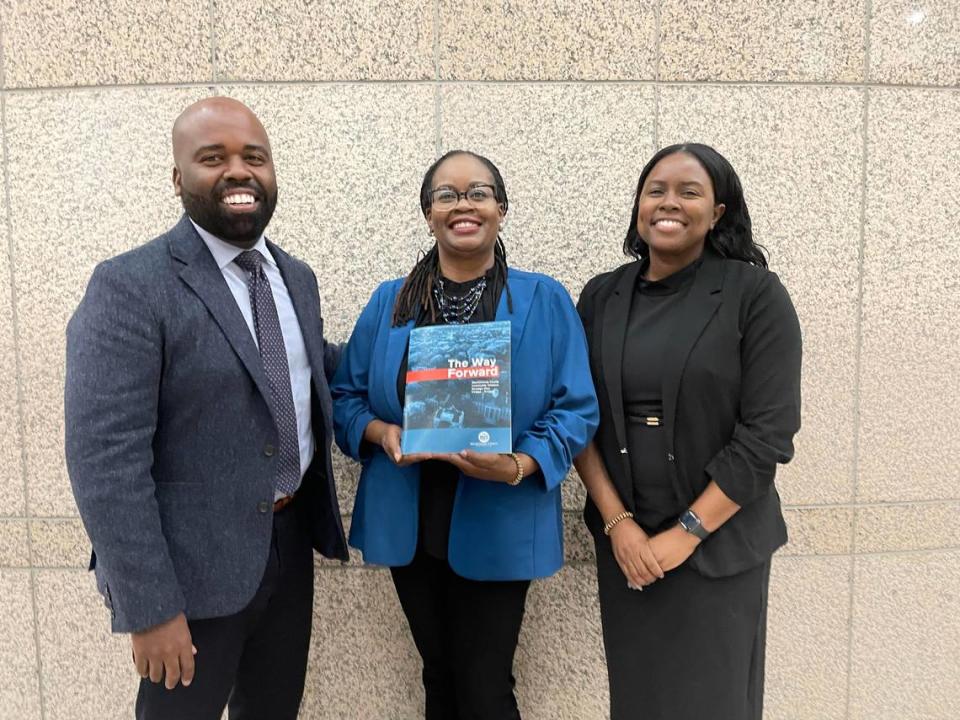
191;220;314;494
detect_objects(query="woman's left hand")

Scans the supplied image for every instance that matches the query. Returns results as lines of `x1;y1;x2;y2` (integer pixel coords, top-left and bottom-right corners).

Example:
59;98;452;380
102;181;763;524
648;525;701;574
438;450;531;484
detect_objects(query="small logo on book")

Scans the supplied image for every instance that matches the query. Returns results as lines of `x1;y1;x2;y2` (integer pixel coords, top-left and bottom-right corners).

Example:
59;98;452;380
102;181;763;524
478;431;491;443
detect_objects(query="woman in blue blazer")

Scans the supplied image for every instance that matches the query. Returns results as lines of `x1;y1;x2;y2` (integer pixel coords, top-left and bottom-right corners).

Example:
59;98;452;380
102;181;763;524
331;150;598;719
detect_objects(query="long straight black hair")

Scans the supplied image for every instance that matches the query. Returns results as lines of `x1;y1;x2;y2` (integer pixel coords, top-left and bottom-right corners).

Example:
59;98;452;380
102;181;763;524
623;143;767;268
392;150;512;326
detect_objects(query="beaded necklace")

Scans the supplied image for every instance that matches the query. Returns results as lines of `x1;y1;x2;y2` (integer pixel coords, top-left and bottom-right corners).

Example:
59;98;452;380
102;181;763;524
432;276;487;324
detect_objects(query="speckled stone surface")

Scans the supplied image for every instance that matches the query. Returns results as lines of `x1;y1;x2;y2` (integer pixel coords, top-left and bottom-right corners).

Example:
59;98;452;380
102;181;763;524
659;0;865;82
0;156;25;517
0;570;42;720
439;83;656;295
855;501;960;554
0;0;212;88
215;0;434;81
302;567;422;717
870;1;960;86
781;506;855;557
514;565;607;718
849;550;960;718
35;570;136;720
30;518;91;568
659;85;864;507
859;88;960;502
765;556;851;720
438;0;657;80
4;87;210;517
0;519;30;567
220;84;437;343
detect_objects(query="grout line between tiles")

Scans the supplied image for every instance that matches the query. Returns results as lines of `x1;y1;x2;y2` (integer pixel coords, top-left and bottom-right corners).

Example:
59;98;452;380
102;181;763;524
11;543;960;574
433;0;441;155
208;0;218;83
652;0;661;150
846;4;872;715
2;78;959;94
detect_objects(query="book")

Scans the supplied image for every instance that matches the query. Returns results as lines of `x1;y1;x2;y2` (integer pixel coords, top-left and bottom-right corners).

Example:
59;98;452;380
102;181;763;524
401;320;512;455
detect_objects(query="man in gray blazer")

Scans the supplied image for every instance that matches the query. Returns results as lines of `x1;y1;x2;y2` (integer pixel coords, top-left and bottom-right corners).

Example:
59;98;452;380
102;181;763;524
65;97;347;720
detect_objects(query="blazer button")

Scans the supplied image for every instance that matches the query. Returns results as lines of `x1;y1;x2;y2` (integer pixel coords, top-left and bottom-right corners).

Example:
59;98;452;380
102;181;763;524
257;501;271;514
666;453;675;462
264;444;275;457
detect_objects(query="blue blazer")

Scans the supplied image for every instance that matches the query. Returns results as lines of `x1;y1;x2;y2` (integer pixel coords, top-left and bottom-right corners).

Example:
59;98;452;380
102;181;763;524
332;269;599;581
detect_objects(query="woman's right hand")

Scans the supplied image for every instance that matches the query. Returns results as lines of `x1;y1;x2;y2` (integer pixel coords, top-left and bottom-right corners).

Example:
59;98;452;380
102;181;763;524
609;518;665;589
376;422;432;466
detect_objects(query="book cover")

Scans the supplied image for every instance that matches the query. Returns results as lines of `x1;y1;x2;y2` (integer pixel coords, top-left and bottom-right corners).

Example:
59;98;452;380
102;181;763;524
401;320;512;455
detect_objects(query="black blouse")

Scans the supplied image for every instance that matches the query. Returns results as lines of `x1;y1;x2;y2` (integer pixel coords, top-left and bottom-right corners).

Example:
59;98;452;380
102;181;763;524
396;267;504;559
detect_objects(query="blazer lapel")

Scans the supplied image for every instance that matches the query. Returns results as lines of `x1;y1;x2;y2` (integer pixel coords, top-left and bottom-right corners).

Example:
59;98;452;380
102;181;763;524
383;318;413;425
661;253;725;448
170;217;276;423
600;261;642;485
496;269;536;358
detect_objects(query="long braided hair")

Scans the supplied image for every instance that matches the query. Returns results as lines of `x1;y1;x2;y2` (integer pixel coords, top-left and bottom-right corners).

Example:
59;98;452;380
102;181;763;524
392;150;513;326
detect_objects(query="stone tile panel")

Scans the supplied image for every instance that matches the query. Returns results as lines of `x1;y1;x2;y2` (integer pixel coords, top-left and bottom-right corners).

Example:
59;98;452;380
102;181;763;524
764;556;850;719
0;0;212;88
849;550;960;718
859;88;960;502
870;1;960;86
438;0;657;80
0;570;42;720
215;0;434;81
660;0;865;82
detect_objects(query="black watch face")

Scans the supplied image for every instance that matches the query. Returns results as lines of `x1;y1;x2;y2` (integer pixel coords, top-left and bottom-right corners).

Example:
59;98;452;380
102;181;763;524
679;510;699;532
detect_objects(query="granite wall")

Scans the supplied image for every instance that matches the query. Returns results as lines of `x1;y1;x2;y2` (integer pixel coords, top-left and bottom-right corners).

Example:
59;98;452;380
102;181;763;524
1;1;958;718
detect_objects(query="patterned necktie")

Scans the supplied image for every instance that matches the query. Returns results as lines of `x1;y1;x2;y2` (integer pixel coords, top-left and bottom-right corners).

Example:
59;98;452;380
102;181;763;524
234;250;300;497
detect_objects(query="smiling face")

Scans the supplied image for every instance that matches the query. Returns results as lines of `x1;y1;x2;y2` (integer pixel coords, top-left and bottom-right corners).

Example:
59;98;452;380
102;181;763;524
172;98;278;247
424;153;505;266
636;151;725;268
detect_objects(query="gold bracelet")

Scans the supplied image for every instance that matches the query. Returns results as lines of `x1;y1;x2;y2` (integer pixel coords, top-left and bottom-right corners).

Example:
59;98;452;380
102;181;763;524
603;511;634;536
507;452;523;486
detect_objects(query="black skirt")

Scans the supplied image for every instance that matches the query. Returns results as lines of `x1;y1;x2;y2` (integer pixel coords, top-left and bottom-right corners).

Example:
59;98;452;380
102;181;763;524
594;531;770;719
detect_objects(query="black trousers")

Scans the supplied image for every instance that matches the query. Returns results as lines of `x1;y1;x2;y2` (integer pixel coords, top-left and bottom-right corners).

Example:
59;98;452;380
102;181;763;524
390;548;531;720
135;502;314;720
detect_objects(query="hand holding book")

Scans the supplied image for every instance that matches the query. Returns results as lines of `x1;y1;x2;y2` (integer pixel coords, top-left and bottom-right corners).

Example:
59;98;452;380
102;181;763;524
438;449;539;484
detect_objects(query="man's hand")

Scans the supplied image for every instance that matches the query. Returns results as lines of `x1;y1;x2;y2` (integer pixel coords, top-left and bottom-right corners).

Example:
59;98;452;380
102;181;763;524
131;612;196;690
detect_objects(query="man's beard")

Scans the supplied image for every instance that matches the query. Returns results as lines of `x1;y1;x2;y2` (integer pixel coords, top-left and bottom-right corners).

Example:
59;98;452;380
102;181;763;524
181;180;277;245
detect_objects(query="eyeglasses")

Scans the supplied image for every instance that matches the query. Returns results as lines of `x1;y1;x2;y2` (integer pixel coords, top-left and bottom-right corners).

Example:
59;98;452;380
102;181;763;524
429;184;497;209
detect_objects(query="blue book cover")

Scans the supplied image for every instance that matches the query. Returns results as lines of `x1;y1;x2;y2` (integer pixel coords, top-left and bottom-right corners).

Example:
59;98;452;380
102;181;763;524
401;320;512;455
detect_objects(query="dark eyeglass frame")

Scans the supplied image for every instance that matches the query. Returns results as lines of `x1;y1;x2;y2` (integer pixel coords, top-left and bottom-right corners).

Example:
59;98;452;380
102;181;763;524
428;183;498;209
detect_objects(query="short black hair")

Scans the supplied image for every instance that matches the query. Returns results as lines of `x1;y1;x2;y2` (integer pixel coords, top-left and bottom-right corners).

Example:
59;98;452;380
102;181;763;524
623;143;767;268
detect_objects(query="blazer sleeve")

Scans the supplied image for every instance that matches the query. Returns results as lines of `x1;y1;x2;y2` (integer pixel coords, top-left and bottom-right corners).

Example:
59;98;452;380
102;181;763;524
331;284;387;461
705;271;802;506
64;261;185;633
515;282;600;491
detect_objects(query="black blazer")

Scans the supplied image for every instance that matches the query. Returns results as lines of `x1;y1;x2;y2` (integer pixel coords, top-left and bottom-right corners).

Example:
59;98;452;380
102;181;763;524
577;250;802;577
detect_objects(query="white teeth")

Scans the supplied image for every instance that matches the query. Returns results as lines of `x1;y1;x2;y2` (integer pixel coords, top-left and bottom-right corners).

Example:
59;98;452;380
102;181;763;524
224;193;255;205
656;219;683;227
452;221;478;229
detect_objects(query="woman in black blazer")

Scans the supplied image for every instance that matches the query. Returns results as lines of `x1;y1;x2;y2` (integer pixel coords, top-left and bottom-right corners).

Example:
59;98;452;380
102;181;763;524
574;143;801;719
